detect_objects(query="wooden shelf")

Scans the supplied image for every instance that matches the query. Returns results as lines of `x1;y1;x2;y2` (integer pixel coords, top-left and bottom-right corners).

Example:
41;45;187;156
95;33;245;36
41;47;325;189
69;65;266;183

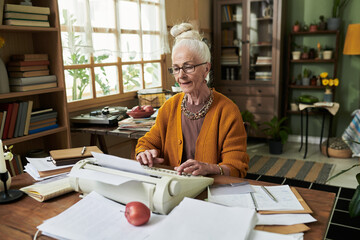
2;126;68;146
0;87;64;100
291;30;339;35
288;85;328;89
0;25;58;33
290;59;335;63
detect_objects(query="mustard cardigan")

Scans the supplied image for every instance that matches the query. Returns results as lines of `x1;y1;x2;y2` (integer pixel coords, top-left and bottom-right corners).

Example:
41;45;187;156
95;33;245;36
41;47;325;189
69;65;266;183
135;89;249;177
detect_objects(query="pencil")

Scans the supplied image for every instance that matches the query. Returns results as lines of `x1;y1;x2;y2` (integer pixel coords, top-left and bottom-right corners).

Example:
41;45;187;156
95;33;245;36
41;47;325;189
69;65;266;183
261;185;278;202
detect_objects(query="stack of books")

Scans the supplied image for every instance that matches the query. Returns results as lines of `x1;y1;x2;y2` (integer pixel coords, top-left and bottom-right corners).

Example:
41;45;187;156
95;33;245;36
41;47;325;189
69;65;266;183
255;72;272;81
221;48;239;65
4;3;50;27
255;56;272;65
29;108;58;135
5;154;24;177
0;100;34;139
8;54;57;92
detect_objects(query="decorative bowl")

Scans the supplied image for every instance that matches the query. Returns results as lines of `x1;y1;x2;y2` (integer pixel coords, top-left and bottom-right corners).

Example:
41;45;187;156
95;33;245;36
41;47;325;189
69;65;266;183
127;110;155;119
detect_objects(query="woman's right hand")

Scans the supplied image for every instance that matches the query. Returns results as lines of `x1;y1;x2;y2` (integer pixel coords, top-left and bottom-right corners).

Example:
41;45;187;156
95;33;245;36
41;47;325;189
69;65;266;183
136;149;164;167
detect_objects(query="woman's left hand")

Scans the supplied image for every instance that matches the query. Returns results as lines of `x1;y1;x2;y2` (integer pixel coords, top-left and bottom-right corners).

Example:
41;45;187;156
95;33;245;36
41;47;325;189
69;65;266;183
175;159;215;176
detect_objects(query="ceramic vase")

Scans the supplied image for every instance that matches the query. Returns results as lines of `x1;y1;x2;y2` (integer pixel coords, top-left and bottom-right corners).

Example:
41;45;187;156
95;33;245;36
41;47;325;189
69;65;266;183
0;58;10;94
324;88;333;102
292;51;301;60
327;18;341;31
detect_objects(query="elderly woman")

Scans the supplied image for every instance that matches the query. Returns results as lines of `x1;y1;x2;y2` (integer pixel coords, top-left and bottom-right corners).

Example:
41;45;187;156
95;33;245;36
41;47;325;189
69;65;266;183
135;23;249;177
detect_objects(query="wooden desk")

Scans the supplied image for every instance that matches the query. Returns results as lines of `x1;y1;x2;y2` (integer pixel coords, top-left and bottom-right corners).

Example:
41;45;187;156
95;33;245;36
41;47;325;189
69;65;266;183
0;174;335;240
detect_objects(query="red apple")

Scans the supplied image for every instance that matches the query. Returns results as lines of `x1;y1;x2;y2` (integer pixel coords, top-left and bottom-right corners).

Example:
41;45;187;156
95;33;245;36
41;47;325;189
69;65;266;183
143;105;154;112
132;106;144;112
125;201;151;226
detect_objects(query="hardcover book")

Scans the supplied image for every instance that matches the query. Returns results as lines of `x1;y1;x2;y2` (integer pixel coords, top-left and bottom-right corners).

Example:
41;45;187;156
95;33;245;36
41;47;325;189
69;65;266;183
11;54;49;61
7;65;48;72
0;103;13;139
0;111;6;137
9;75;56;86
28;123;58;135
4;12;48;21
8;60;50;67
23;100;33;136
10;82;57;92
5;4;50;15
9;70;50;78
7;102;19;139
5;19;50;27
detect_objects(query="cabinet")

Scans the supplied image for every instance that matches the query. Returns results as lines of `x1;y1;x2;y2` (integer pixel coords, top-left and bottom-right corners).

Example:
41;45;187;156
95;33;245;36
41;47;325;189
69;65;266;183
0;0;70;158
213;0;284;136
283;30;339;116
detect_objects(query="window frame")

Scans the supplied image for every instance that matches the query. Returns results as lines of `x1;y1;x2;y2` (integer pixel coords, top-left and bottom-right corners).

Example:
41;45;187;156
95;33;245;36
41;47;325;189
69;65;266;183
59;0;167;112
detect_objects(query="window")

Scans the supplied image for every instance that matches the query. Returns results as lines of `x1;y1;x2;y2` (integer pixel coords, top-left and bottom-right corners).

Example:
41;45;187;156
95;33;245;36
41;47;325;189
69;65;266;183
58;0;169;110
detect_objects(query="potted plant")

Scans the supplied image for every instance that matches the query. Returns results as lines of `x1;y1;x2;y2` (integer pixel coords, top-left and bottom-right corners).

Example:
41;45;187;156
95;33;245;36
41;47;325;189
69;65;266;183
290;99;299;111
327;0;350;30
302;68;311;86
323;46;333;60
262;116;291;154
241;110;258;135
309;22;318;32
318;15;327;30
292;21;301;32
301;46;309;59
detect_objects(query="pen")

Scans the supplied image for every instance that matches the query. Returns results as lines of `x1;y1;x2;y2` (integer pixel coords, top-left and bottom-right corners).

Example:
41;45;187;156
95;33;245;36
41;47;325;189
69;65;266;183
250;192;258;210
261;185;278;202
81;146;86;155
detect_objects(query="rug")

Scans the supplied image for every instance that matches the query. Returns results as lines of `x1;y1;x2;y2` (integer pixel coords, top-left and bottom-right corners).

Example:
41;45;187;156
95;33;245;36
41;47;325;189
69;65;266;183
248;155;334;184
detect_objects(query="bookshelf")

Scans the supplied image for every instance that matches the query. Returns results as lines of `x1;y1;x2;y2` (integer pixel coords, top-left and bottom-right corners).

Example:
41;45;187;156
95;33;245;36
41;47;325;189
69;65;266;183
213;0;284;137
0;0;70;168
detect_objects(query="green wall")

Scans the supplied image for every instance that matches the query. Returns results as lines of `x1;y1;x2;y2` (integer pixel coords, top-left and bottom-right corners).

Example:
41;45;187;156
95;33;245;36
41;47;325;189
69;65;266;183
285;0;360;137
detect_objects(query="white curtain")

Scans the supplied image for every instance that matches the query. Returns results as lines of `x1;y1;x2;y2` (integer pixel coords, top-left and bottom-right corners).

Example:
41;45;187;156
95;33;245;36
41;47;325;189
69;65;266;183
58;0;170;61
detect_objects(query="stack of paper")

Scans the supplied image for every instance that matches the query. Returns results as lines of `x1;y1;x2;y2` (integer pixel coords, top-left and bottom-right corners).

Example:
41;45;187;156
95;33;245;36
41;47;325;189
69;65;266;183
24;157;74;181
208;184;316;236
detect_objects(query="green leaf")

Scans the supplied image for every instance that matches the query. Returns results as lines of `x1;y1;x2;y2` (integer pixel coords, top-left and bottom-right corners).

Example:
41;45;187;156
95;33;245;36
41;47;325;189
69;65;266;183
349;185;360;218
326;164;360;182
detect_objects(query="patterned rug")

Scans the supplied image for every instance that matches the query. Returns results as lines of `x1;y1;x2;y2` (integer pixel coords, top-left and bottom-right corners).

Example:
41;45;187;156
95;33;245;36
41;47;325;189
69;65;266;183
248;155;334;184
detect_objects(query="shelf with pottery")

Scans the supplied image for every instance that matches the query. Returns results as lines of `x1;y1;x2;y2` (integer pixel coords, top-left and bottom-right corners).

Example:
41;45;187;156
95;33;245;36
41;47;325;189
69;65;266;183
284;29;339;117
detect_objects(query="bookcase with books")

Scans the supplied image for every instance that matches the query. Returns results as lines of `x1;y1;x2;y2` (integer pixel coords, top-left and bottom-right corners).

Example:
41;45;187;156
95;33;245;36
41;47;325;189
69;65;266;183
213;0;284;137
0;0;70;174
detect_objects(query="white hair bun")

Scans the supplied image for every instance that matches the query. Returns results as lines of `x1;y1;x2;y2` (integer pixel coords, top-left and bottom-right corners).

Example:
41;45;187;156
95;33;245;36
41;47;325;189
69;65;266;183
170;23;202;41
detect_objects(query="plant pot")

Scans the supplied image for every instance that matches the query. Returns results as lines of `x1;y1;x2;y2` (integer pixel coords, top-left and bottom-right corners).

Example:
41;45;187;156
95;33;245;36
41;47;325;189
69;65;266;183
290;103;298;111
292;25;300;32
269;140;283;154
323;51;332;60
292;51;301;60
327;18;341;31
318;22;327;30
323;88;333;102
302;77;310;86
301;52;309;59
309;25;318;32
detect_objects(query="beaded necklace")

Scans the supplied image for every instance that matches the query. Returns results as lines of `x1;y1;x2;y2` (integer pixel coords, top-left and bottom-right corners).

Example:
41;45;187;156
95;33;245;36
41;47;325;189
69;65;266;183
181;90;214;120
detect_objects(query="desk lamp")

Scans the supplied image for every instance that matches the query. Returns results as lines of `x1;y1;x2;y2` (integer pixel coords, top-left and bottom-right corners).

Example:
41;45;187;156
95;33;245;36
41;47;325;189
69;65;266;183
343;23;360;55
0;140;23;203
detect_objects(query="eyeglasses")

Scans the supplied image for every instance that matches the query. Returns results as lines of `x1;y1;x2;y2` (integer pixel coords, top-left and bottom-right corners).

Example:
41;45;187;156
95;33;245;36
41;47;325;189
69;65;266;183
168;62;207;75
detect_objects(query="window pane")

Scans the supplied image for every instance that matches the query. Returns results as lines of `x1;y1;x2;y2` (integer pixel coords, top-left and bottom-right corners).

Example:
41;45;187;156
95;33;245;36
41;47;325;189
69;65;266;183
141;3;160;31
121;34;141;61
61;32;91;66
122;64;142;93
119;1;139;30
144;62;161;88
143;34;161;60
95;66;119;97
89;0;115;28
64;68;92;102
93;33;117;63
58;0;87;26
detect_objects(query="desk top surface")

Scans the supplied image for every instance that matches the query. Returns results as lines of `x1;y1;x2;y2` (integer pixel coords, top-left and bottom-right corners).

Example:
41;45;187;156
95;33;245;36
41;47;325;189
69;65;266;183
1;173;335;240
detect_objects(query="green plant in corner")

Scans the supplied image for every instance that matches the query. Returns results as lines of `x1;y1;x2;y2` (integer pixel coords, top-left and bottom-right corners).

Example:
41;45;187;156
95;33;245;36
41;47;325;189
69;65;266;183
332;0;350;18
262;116;291;145
241;110;258;130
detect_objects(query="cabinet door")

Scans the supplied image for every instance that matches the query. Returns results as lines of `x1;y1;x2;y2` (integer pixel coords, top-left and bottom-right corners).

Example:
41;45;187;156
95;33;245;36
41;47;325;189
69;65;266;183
246;0;275;84
214;0;245;83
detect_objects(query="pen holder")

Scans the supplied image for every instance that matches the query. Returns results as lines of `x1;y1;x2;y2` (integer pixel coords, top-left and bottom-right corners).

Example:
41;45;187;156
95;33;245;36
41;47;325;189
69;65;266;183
0;171;23;204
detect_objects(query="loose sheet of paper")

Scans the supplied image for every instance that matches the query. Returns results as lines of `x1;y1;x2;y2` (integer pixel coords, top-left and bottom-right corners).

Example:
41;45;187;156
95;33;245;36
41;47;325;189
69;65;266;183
24;164;68;181
249;230;304;240
256;213;316;225
37;191;165;240
147;197;257;240
69;168;134;186
91;152;148;175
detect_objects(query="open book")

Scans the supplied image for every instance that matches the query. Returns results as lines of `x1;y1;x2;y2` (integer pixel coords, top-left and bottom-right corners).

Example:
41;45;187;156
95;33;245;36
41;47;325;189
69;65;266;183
20;176;73;202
